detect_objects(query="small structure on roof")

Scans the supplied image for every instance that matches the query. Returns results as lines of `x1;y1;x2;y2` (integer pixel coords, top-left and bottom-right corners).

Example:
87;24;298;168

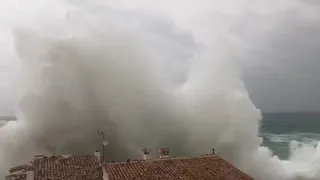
142;148;152;160
159;147;170;158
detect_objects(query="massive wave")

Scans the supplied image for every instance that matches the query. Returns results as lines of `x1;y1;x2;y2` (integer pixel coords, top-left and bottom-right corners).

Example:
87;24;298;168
0;0;320;179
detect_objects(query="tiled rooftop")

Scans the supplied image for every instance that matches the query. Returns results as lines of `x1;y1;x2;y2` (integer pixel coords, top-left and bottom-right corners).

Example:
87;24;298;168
104;155;253;180
6;152;254;180
33;155;103;180
5;173;27;180
9;164;34;173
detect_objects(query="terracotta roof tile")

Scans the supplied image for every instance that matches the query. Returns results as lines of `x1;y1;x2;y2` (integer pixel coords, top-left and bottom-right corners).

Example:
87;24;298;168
5;173;27;180
104;155;253;180
9;164;34;173
33;155;103;180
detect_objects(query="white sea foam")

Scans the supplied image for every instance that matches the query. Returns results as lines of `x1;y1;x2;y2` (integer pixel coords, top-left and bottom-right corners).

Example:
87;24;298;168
265;133;320;145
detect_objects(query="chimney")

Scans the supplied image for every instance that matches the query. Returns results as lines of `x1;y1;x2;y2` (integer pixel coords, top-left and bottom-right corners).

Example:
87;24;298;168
142;148;151;160
212;148;215;155
94;151;101;163
34;155;44;160
159;148;169;159
62;154;71;158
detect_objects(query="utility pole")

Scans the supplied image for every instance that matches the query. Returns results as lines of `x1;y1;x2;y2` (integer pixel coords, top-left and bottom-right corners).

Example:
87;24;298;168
98;129;108;162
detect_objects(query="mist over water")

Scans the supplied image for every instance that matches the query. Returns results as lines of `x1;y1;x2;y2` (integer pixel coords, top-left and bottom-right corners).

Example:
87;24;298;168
0;0;320;180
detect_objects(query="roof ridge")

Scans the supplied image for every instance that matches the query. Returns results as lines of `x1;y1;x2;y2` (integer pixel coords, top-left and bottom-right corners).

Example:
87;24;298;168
103;154;218;165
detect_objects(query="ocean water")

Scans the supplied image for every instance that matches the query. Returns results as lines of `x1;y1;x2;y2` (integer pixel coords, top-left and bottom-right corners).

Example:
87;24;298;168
260;112;320;160
1;113;319;161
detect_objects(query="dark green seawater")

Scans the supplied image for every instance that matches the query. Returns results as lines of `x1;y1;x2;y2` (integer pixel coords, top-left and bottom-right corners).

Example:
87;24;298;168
260;112;320;160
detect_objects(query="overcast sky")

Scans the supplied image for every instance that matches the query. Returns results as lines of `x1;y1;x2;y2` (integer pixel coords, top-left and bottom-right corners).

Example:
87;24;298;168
242;5;320;112
0;0;320;115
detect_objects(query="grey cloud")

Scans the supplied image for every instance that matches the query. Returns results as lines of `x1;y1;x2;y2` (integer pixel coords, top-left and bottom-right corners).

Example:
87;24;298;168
302;0;320;6
242;8;320;112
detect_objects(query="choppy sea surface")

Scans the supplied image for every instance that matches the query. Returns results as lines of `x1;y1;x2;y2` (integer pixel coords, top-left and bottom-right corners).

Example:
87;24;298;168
260;112;320;160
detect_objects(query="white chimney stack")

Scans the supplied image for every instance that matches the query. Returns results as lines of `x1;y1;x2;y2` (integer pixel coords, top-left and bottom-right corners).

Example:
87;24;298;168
62;154;71;158
159;148;169;159
94;151;101;163
34;155;44;160
142;148;151;160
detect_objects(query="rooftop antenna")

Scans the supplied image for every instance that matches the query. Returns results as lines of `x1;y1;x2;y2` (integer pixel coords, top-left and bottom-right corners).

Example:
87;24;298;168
98;129;108;162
